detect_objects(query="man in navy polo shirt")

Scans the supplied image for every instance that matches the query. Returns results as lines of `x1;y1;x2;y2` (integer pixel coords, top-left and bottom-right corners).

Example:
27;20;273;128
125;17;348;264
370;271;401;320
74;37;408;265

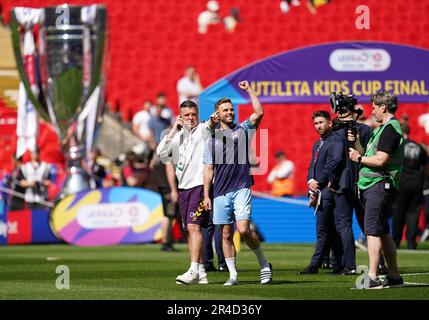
203;80;272;286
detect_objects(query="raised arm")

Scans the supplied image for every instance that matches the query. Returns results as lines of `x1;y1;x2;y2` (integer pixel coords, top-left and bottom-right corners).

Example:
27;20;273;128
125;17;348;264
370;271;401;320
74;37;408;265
238;81;263;127
156;117;183;163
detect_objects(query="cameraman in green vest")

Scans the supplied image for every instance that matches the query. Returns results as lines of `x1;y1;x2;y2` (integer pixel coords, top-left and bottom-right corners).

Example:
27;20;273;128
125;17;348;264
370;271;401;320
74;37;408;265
349;90;405;289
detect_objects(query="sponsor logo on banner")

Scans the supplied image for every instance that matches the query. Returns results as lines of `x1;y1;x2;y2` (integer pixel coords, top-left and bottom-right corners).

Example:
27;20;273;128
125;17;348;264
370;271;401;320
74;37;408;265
329;49;391;72
51;187;164;245
77;203;150;229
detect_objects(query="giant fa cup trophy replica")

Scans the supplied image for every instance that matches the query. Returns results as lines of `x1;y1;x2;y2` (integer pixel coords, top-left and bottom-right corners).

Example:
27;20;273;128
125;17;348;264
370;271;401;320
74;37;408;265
10;4;107;196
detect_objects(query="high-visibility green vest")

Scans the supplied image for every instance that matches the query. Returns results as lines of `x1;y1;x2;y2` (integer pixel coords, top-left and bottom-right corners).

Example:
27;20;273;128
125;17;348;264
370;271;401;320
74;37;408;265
358;118;404;191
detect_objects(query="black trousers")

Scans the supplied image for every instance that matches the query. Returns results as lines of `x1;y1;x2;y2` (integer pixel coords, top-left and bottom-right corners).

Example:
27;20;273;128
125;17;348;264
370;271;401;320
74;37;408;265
392;183;423;249
310;190;342;268
333;191;357;270
202;214;226;268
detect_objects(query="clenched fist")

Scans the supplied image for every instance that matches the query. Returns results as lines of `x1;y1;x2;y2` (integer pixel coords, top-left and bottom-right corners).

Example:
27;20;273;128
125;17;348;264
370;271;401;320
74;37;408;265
238;81;250;91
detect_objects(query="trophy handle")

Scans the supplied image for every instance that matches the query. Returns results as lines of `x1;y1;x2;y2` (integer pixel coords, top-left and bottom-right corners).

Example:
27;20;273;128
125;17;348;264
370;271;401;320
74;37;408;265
87;6;107;100
82;6;107;154
10;9;50;122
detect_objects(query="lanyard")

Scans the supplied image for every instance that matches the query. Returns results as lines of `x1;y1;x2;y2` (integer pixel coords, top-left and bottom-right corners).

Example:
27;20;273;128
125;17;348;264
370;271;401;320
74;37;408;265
178;127;197;171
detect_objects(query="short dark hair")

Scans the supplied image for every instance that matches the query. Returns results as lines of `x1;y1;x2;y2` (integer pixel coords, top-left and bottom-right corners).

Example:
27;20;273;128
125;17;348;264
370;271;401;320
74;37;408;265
312;110;331;120
180;100;198;110
275;151;285;158
214;97;232;110
370;90;398;114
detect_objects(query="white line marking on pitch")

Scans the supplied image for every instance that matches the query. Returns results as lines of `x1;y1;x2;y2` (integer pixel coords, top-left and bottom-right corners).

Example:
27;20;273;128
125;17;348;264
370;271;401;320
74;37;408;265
398;249;429;254
402;272;429;276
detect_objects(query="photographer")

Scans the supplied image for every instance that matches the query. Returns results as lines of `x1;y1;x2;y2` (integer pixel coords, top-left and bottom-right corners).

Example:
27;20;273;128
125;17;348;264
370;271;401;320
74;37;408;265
349;90;404;289
19;149;52;210
331;92;388;275
329;92;372;275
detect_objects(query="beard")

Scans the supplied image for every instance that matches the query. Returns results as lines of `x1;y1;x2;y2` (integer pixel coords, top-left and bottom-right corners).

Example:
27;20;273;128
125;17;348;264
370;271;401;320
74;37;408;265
222;115;234;124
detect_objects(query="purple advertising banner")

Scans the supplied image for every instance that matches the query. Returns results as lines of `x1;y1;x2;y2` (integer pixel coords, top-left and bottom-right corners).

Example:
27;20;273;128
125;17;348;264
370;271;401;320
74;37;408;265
199;41;429;119
51;187;164;246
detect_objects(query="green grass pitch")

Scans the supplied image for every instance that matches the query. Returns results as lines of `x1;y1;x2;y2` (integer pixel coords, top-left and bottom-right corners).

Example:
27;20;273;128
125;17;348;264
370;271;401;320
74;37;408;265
1;243;428;300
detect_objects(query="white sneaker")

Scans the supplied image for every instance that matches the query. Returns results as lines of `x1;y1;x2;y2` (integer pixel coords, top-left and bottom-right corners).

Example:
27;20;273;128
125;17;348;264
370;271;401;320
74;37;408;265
260;263;273;285
176;269;199;285
223;278;239;286
198;271;208;284
420;228;429;243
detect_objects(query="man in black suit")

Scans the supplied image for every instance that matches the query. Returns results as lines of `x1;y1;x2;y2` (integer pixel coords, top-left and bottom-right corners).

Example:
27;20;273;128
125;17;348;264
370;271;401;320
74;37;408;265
298;110;342;274
328;109;372;275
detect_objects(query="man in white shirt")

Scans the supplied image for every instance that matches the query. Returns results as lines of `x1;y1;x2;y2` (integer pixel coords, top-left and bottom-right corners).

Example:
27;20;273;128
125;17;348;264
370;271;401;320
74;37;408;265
133;94;175;151
176;66;203;106
132;100;152;143
19;149;52;210
197;1;221;34
157;100;218;285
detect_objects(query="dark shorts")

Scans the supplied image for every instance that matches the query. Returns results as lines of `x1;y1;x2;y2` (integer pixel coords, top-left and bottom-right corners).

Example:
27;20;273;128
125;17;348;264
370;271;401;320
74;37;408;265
362;182;397;237
179;185;209;229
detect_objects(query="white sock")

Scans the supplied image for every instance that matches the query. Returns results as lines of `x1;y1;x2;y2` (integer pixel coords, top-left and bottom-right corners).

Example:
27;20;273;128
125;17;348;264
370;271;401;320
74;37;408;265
199;264;206;273
252;246;269;269
225;257;238;280
190;262;199;271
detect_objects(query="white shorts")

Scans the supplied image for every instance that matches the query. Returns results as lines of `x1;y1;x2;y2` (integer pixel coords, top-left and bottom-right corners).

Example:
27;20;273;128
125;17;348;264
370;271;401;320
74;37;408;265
213;188;252;225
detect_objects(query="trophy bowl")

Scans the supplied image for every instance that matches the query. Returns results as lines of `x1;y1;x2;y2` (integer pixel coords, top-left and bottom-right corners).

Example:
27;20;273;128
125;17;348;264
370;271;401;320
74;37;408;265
10;4;108;196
